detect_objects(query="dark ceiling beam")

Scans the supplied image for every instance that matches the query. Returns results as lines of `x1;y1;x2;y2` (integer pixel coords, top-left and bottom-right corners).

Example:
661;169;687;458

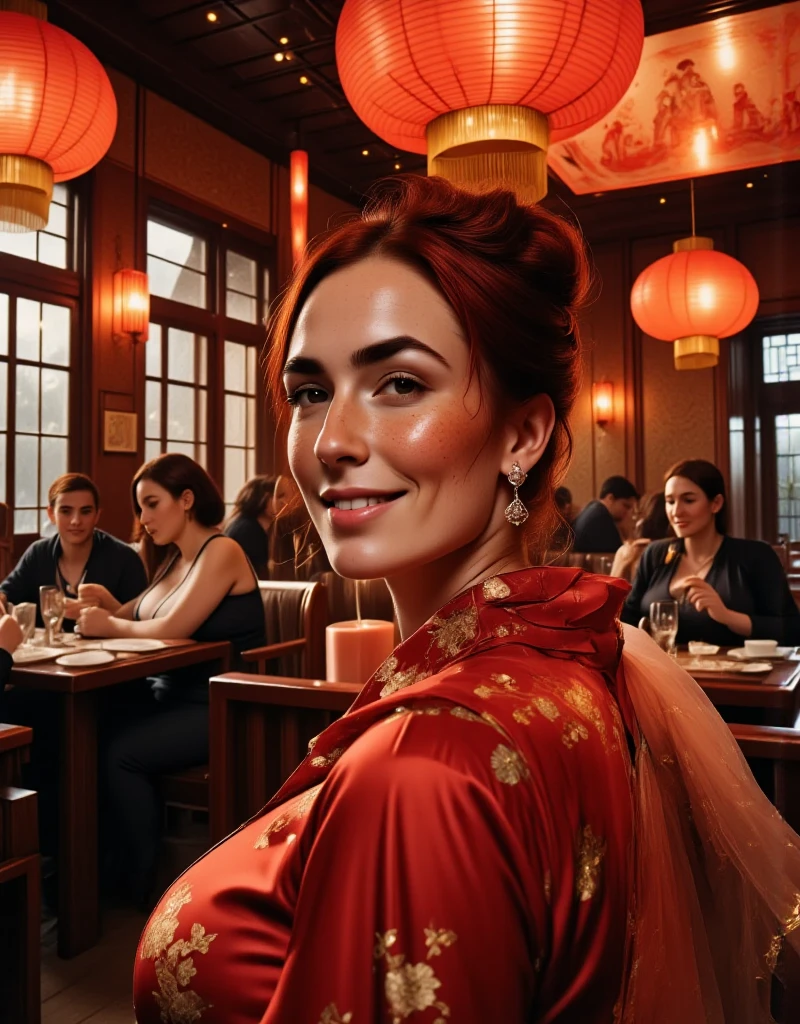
47;0;363;205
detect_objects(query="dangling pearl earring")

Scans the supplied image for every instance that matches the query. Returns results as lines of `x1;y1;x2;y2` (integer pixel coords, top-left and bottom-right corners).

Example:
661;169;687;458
504;462;529;527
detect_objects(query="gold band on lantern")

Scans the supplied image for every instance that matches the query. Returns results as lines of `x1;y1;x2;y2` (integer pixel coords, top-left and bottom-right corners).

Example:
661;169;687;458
426;105;550;205
673;235;714;253
0;156;54;233
0;0;48;17
674;334;719;370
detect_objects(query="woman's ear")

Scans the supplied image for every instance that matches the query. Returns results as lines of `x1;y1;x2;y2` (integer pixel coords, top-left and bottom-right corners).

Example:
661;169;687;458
502;393;556;477
711;494;724;515
182;489;196;513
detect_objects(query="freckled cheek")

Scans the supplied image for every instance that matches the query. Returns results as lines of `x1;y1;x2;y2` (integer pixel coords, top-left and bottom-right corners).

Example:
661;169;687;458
383;408;486;468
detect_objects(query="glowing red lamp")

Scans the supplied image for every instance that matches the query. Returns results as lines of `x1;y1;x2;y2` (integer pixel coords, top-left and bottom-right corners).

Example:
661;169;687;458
592;381;614;427
113;268;150;342
290;150;308;267
0;1;117;231
630;237;759;370
336;0;644;203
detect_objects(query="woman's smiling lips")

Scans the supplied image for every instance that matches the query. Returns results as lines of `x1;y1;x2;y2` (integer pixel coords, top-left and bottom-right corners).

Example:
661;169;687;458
321;488;406;529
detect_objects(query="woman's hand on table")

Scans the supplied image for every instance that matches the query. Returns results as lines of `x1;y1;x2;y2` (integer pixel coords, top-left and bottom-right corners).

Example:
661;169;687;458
77;606;118;638
77;583;121;613
0;613;23;655
63;597;98;620
681;576;729;621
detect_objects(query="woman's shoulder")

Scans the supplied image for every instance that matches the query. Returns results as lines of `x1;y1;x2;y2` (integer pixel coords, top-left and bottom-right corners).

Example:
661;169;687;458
722;536;774;559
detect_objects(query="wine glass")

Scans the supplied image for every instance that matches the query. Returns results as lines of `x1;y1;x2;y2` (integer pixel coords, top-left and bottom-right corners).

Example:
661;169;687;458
10;602;36;646
40;586;66;647
650;600;679;657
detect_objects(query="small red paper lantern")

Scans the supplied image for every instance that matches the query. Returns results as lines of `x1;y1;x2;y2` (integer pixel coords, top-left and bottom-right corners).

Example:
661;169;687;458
336;0;644;202
290;150;308;267
0;5;117;231
113;268;150;342
592;381;614;427
630;237;759;370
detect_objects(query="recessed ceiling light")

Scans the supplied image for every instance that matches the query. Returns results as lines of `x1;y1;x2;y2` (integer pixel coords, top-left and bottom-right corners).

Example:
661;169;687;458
279;36;289;45
222;222;228;228
274;52;285;62
746;181;753;188
285;52;294;61
362;149;369;156
299;75;309;85
394;162;402;170
206;11;218;21
659;196;666;204
763;173;769;178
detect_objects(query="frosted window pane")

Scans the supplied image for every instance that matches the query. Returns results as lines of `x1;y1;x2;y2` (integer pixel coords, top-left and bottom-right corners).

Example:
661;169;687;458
168;329;195;383
14;508;37;533
145;438;161;463
225;341;246;392
197;389;207;443
226;291;257;324
148;256;207;308
147;221;206;271
16;365;39;432
247;447;255;479
15;434;38;507
0;432;5;502
41;303;70;366
246;346;256;394
52;183;68;204
41;369;68;435
39;233;67;269
225;447;245;504
247;397;256;447
227;251;256;295
167;385;195;441
763;334;800;384
146;381;161;439
168;442;195;459
47;203;67;236
40;436;67;500
0;231;36;261
197;443;207;469
225;394;246;446
0;363;6;431
146;323;162;378
0;293;7;356
16;299;40;361
197;336;207;386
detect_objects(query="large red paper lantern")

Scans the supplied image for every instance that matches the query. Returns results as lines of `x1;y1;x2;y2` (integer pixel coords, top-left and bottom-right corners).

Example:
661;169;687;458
0;2;117;231
630;237;759;370
336;0;644;202
290;149;308;268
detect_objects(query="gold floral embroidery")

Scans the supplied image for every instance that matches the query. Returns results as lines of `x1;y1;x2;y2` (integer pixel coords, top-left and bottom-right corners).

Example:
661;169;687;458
254;813;290;850
491;743;526;785
374;926;456;1023
428;605;478;659
449;706;483;724
297;784;322;816
140;883;217;1024
576;824;606;902
786;893;800;934
474;685;493;699
768;893;800;973
319;1005;353;1024
377;656;430;699
562;719;589;749
493;623;511;638
308;734;319;753
254;785;322;849
766;933;783;972
311;746;346;768
533;696;560;721
482;576;511;601
562;681;608;748
490;672;517;689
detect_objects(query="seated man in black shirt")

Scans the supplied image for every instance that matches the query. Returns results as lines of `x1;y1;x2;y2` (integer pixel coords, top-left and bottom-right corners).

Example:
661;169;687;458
0;472;147;629
572;475;639;553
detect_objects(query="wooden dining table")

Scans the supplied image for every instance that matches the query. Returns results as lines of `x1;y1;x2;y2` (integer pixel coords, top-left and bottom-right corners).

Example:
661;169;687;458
676;648;800;726
8;638;231;958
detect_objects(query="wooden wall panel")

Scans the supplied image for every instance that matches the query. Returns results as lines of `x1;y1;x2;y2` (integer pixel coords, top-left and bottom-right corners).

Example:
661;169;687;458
105;67;136;171
738;217;800;309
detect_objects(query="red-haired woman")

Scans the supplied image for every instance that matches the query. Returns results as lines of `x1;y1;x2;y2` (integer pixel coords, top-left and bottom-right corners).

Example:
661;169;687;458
133;180;800;1024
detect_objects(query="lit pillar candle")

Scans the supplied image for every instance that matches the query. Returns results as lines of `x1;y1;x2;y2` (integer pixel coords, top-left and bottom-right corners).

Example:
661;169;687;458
326;619;395;684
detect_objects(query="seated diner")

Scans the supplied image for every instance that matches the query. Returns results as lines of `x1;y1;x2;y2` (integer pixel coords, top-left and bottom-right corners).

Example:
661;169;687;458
224;475;277;579
622;459;800;646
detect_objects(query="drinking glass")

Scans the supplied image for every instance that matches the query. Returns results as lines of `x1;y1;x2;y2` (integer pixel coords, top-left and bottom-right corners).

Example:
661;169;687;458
650;600;679;656
39;586;66;647
10;602;36;646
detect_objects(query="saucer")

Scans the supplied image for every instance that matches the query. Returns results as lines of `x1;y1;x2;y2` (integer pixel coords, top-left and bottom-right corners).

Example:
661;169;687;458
55;650;116;667
100;639;166;653
727;647;791;661
739;661;773;674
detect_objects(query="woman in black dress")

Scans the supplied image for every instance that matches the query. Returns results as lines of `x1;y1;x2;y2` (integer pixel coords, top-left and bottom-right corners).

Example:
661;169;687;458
622;458;800;646
224;475;276;579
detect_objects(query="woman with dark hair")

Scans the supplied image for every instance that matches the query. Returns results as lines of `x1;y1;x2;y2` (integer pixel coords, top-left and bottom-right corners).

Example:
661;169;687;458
610;490;673;581
224;475;276;578
133;182;800;1024
623;458;800;646
78;453;265;903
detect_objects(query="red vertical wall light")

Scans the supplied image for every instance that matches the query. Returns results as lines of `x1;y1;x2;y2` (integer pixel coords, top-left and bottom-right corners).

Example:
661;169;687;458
290;149;308;267
592;381;614;427
112;267;149;342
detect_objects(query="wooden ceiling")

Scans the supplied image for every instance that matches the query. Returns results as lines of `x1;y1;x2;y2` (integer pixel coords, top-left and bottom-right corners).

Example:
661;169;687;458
49;0;797;226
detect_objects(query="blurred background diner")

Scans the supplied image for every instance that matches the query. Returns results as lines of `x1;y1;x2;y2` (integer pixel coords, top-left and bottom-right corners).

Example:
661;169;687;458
0;0;798;1021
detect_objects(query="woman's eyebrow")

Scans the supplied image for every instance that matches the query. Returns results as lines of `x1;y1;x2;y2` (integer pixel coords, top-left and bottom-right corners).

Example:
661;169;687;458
283;335;451;376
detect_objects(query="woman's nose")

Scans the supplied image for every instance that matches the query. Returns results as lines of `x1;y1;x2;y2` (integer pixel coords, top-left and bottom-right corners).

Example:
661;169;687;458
313;396;370;467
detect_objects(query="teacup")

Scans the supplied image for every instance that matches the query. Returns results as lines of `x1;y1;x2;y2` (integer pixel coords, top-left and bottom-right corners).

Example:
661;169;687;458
744;639;778;657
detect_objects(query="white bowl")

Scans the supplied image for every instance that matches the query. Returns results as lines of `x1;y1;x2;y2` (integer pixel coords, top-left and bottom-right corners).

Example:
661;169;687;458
688;642;720;656
744;639;779;657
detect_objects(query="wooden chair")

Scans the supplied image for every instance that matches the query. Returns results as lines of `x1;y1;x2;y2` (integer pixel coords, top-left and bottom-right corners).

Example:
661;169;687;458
0;724;40;1024
209;673;360;841
0;503;13;581
317;571;396;637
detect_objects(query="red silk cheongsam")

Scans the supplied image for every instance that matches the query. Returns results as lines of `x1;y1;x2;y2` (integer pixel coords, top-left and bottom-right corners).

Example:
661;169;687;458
133;567;634;1023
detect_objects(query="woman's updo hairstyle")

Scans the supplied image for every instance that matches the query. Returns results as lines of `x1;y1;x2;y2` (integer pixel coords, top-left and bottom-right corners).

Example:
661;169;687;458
266;175;590;550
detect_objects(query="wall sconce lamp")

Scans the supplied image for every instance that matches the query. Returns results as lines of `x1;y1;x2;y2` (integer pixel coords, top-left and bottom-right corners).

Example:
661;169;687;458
113;267;150;342
592;381;614;427
290;149;308;267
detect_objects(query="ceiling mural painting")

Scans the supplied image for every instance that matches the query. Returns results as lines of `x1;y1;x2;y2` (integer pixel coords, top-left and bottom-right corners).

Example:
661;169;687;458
549;1;800;193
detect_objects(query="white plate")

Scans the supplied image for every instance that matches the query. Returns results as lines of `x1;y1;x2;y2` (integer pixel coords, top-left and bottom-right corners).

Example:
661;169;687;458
55;650;116;667
12;646;63;664
99;638;167;653
680;657;744;673
727;647;792;660
740;661;773;674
